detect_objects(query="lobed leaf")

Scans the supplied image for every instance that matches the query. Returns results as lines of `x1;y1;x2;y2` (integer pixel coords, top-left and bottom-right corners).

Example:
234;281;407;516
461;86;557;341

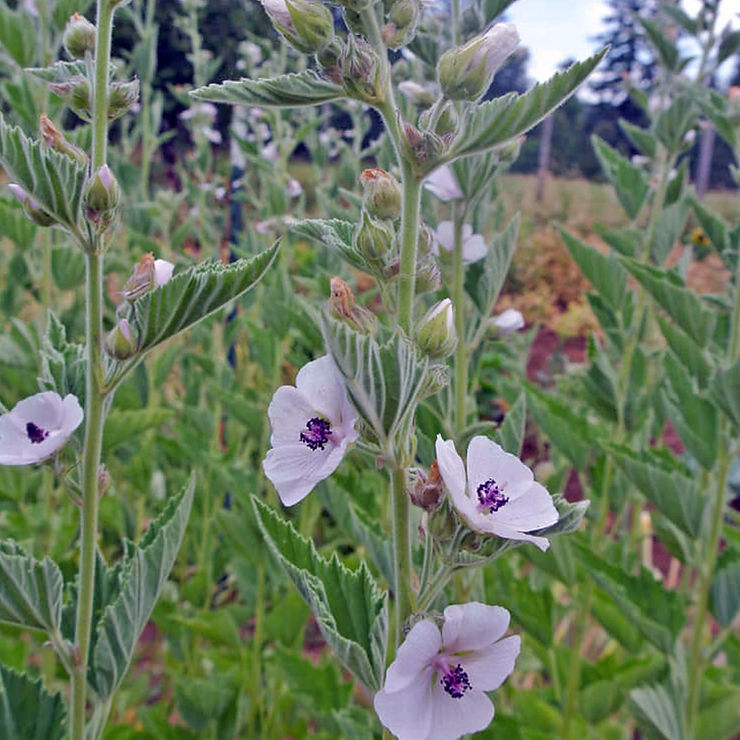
0;664;65;740
291;219;366;272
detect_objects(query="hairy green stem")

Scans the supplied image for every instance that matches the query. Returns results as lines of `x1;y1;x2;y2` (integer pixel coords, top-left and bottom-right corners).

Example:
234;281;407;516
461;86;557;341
452;206;466;433
397;165;422;333
390;466;414;642
92;1;113;170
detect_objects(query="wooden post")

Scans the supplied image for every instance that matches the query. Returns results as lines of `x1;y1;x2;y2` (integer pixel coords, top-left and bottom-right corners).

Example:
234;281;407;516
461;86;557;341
695;124;715;200
536;113;554;204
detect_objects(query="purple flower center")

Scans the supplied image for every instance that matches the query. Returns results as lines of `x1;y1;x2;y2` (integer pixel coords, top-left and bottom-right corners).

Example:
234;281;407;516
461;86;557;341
440;664;472;698
26;422;49;444
477;478;509;513
300;417;332;451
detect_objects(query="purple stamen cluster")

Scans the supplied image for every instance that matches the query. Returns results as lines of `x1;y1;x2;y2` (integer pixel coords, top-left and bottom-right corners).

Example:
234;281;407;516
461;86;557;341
26;422;49;444
440;664;472;698
477;478;509;513
300;417;332;451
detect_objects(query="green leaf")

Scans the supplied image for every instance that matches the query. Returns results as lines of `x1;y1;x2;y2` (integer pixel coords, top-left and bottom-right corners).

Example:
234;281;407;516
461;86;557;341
0;664;65;740
496;392;526;456
711;359;740;428
691;198;731;254
661;5;697;35
450;50;607;158
126;243;278;356
465;213;520;317
657;317;711;388
606;444;705;537
710;549;740;628
0;3;36;67
39;312;86;405
718;29;740;64
0;114;86;231
102;408;175;451
620;259;717;347
0;198;36;249
696;682;740;740
251;496;388;692
652;200;688;265
482;0;518;22
90;479;194;698
593;223;640;258
619;119;656;157
640;17;679;71
0;541;63;636
591;136;649;220
655;96;697;153
292;219;366;272
190;71;344;108
558;227;626;311
50;246;86;290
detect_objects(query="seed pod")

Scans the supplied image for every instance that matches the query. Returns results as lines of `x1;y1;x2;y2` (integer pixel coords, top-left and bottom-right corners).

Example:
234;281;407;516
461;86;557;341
109;79;140;120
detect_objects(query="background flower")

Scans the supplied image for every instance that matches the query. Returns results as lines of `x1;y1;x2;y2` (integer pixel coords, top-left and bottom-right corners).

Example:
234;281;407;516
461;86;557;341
433;221;487;264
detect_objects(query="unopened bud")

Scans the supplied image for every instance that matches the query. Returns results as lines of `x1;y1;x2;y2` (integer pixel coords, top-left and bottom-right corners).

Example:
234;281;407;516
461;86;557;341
328;277;378;334
381;0;421;48
437;22;519;101
414;256;441;293
8;184;55;226
98;465;112;496
416;298;457;358
417;221;434;256
359;168;402;220
108;79;140;120
400;120;445;172
409;460;445;512
83;165;121;230
122;253;174;300
105;318;137;359
341;35;388;105
261;0;334;54
63;13;95;59
316;37;344;81
354;210;394;269
419;101;459;137
40;114;87;166
49;77;91;120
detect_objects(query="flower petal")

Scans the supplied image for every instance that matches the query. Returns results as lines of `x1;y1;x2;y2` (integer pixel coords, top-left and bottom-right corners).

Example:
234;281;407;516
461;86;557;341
435;436;477;519
384;619;442;693
295;355;346;422
267;386;320;446
494;481;558;532
442;603;510;653
466;436;533;501
262;443;342;506
463;635;520;692
374;666;434;740
462;234;487;264
428;684;494;740
60;394;84;436
435;221;454;252
485;519;551;551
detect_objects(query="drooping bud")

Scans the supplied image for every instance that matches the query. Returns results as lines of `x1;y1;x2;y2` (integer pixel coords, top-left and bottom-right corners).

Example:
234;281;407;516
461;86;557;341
359;168;402;220
39;114;88;166
122;253;174;300
409;460;445;512
328;277;378;334
341;35;388;105
437;22;519;101
354;210;394;270
63;13;95;59
49;77;91;120
105;318;137;359
415;298;457;358
8;184;56;227
381;0;421;49
261;0;334;54
83;164;121;230
108;79;140;120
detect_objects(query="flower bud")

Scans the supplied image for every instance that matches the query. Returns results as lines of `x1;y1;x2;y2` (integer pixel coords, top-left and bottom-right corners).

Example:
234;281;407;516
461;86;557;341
359;168;402;220
261;0;334;54
400;120;446;174
341;35;388;105
63;13;95;59
39;114;88;166
415;298;457;358
122;253;174;300
419;101;459;137
316;37;344;81
437;22;519;101
417;221;434;256
409;460;445;512
354;210;394;269
8;184;56;227
49;77;91;120
83;165;121;230
108;79;140;120
105;318;137;359
327;276;378;334
381;0;421;48
414;256;441;293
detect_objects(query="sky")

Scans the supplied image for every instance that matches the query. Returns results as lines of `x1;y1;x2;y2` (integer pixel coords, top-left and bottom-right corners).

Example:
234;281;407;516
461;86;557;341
507;0;739;84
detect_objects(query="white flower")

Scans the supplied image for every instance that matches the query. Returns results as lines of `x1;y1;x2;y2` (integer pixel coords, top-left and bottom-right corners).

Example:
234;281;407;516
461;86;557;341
435;435;558;551
492;308;524;334
285;178;303;198
433;222;487;264
261;0;294;30
154;259;174;287
374;602;520;740
263;356;359;506
0;392;83;466
472;23;519;79
424;166;463;201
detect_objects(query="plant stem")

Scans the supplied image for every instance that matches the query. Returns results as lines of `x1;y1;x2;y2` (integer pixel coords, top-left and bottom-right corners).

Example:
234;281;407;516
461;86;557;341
390;466;414;642
452;205;466;433
70;3;114;737
397;164;421;333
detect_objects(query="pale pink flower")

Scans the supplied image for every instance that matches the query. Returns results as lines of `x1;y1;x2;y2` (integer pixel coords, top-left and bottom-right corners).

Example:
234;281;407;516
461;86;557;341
154;259;174;287
492;308;524;334
433;222;487;264
424;166;463;201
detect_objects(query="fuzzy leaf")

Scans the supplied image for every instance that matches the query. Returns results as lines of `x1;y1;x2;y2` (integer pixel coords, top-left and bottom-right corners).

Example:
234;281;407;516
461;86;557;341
450;50;607;158
640;17;679;71
103;408;175;451
292;219;366;272
0;541;63;635
0;115;86;231
631;682;686;740
657;317;711;388
127;243;278;356
0;3;36;67
191;71;344;108
710;550;740;628
90;479;194;698
0;664;65;740
592;136;649;220
252;496;388;692
711;359;740;428
0;198;36;249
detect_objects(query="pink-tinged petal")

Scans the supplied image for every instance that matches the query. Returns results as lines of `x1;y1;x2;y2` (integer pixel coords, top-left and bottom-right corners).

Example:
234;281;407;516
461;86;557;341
153;259;174;287
60;394;84;436
295;356;345;422
427;684;494;740
462;234;487;264
435;436;475;515
461;224;473;242
494;481;558;532
267;386;319;446
466;436;532;501
424;165;463;201
435;221;454;252
384;620;441;693
11;391;64;430
462;635;520;692
262;443;334;506
485;519;551;552
374;667;434;740
442;603;510;653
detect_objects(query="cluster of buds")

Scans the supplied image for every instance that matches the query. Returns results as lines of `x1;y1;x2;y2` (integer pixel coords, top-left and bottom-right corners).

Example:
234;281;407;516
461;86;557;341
437;23;519;101
399;121;446;175
83;165;121;233
381;0;422;49
40;114;87;166
340;35;388;105
63;13;95;59
260;0;335;54
327;277;378;334
8;184;55;227
415;298;457;359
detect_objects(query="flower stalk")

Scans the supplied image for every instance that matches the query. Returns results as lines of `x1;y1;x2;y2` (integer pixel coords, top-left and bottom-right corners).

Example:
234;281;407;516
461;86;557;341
452;204;466;433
